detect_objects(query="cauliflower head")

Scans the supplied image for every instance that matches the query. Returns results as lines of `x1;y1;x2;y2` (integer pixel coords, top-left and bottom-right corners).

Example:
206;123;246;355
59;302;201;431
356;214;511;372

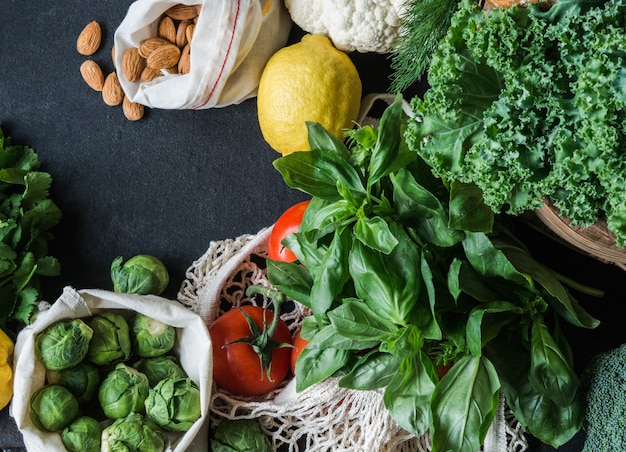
284;0;406;53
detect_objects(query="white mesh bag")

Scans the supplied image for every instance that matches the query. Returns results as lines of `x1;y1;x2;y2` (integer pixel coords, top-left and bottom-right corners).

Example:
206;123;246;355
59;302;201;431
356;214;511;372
178;227;529;451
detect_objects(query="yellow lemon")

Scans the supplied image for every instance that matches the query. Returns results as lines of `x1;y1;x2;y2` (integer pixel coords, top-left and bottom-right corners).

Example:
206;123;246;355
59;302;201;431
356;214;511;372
0;328;14;411
257;34;362;155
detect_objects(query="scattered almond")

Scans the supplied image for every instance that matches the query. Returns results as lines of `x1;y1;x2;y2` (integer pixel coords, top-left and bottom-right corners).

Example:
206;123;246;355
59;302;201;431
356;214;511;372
80;60;105;91
111;46;116;68
158;16;177;43
76;21;102;56
147;44;181;69
122;48;146;83
102;72;124;106
164;4;200;21
122;96;145;121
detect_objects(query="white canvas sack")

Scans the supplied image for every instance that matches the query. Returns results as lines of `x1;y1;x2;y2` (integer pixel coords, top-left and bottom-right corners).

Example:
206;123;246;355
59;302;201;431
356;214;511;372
114;0;292;109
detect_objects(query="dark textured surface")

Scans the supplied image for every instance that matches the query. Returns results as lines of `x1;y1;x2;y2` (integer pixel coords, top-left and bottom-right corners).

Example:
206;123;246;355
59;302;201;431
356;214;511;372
1;1;625;451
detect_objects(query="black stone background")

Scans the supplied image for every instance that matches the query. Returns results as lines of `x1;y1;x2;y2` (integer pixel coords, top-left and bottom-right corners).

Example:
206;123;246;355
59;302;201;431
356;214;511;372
1;1;625;451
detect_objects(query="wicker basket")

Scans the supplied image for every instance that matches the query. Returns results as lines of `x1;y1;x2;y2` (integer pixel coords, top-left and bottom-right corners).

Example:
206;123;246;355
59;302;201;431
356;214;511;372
531;199;626;271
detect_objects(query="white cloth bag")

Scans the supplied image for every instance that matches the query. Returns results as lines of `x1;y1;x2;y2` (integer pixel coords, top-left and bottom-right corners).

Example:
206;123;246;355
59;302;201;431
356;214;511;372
11;287;213;452
114;0;292;109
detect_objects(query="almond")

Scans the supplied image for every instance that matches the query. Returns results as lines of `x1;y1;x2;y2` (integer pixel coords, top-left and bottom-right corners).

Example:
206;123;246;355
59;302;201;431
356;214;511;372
122;96;145;121
158;16;177;44
102;72;124;106
178;44;191;74
76;21;102;56
176;20;190;48
111;46;116;68
185;23;195;44
122;48;146;83
146;44;181;69
138;37;171;58
140;66;162;83
80;60;105;91
164;4;200;21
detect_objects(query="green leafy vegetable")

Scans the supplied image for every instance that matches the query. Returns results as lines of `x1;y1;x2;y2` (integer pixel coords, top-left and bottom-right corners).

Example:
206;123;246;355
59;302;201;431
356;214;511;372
268;96;598;450
390;0;462;92
101;412;165;452
406;0;626;244
145;377;201;432
61;416;103;452
0;128;61;329
210;419;272;452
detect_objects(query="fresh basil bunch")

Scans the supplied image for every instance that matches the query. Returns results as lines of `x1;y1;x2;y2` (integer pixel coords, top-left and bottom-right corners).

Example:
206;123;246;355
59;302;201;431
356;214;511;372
267;96;599;451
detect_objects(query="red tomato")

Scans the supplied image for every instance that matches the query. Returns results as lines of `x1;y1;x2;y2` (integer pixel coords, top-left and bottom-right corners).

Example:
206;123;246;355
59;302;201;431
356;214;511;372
209;305;293;396
268;200;310;262
290;329;310;375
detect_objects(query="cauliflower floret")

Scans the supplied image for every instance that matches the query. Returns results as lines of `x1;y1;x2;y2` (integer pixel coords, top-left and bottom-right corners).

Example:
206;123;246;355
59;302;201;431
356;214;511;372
284;0;406;53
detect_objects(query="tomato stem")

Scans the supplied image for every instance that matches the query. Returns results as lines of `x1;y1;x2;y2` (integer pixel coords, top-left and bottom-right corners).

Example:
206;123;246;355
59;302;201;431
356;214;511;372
221;285;292;382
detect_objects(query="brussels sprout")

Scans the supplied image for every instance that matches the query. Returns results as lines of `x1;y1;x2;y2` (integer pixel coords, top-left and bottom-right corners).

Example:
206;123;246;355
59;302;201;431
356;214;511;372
101;412;165;452
145;377;201;432
111;255;169;296
47;361;101;403
130;313;176;358
99;363;150;419
35;319;93;371
61;416;102;452
210;419;272;452
133;355;187;387
30;384;79;432
86;312;131;366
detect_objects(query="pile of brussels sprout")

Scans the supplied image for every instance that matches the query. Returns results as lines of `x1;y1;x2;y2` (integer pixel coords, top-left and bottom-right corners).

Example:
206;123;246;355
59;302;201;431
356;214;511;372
31;311;202;452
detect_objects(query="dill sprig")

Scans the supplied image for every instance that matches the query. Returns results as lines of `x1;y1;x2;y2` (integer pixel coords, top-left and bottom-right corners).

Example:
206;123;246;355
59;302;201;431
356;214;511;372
389;0;464;93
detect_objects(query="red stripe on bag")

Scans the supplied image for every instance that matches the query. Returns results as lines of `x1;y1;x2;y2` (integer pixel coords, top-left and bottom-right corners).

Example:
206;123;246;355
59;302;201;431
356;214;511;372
193;0;241;109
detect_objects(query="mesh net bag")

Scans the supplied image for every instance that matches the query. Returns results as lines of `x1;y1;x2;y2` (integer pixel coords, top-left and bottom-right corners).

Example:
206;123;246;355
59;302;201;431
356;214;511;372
177;227;529;451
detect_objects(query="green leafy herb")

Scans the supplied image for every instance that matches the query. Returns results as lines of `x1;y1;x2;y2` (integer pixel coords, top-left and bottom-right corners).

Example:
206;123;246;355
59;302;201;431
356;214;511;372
268;96;598;450
406;0;626;244
389;0;462;93
0;128;61;329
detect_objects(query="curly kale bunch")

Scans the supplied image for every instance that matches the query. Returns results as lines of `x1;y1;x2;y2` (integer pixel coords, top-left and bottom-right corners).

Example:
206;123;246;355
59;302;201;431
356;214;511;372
406;0;626;244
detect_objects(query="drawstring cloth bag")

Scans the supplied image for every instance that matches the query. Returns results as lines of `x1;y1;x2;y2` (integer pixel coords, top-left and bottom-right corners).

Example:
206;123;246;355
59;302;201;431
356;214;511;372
114;0;292;109
178;228;529;451
11;288;213;452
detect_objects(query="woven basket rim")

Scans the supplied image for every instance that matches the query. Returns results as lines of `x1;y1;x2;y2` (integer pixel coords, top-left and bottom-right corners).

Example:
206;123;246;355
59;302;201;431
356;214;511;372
534;199;626;266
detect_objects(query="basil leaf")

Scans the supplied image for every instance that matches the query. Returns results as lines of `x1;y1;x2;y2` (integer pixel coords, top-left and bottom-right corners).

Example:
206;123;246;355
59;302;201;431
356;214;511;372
349;223;421;325
306;121;350;160
412;252;442;340
383;353;436;437
449;181;494;233
466;301;521;356
513;376;584;448
391;167;464;247
310;228;351;314
339;351;402;390
295;341;350;392
266;260;312;308
502;244;599;329
353;215;398;254
529;317;578;407
431;355;500;452
327;299;398;342
300;197;356;240
273;149;366;200
368;94;404;187
462;231;531;287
